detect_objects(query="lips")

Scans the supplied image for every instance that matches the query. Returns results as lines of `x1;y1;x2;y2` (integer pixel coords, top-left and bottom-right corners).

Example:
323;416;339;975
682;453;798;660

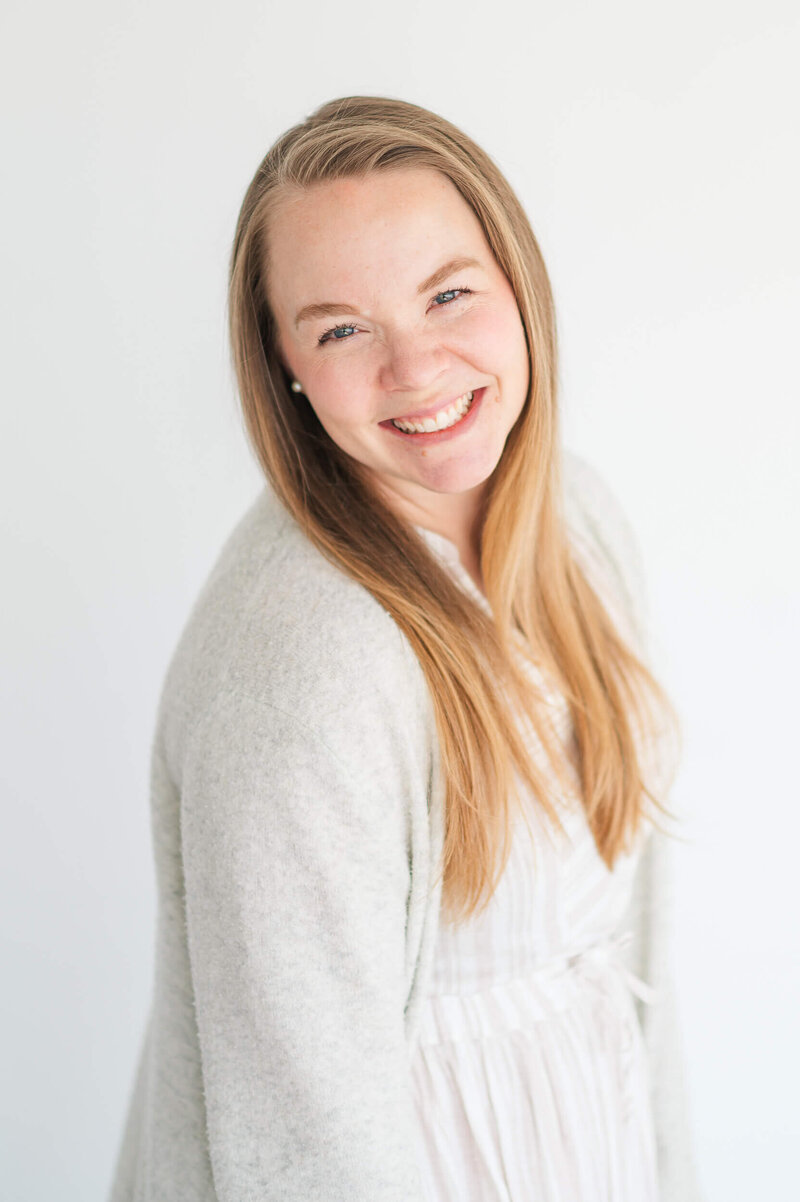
380;386;487;442
383;389;475;425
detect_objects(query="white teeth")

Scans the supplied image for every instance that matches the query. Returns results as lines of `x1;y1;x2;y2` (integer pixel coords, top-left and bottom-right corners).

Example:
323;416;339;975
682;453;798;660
392;391;475;434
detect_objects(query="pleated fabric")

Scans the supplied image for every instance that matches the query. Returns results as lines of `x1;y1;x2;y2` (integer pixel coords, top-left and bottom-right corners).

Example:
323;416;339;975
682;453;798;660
410;525;659;1202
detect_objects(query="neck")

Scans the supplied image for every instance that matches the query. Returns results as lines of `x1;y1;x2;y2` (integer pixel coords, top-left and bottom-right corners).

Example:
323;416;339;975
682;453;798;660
372;477;489;591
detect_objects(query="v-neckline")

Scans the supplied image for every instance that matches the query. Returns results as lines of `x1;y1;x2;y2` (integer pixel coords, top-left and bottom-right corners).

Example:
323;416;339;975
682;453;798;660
413;524;490;608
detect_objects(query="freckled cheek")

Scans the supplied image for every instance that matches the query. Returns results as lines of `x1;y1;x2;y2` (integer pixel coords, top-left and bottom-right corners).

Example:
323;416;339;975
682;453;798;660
453;309;527;374
304;367;375;433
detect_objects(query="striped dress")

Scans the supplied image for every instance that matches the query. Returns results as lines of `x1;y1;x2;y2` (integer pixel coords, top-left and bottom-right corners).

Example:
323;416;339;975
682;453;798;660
409;523;659;1202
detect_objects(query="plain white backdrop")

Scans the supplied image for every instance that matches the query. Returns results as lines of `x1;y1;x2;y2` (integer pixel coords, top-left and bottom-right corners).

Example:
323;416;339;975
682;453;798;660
2;2;798;1199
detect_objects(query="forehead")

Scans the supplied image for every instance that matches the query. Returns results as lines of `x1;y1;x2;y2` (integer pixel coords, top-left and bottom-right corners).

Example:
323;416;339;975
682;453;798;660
264;167;490;311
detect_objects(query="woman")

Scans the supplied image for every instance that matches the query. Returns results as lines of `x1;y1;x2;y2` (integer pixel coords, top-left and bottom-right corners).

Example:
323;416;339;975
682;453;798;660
109;96;702;1201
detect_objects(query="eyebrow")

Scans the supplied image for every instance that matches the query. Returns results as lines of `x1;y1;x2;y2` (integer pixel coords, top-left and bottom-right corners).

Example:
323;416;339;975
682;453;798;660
293;256;483;328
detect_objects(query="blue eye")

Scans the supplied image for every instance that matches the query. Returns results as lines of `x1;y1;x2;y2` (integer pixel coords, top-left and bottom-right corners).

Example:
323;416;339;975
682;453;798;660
433;286;472;306
317;286;473;347
318;323;357;345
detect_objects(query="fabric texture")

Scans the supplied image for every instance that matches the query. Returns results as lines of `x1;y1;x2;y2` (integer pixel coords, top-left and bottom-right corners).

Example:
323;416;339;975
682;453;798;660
408;517;660;1201
107;449;703;1202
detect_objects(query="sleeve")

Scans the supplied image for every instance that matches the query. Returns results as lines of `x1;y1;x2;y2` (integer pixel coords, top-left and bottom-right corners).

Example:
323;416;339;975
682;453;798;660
622;826;706;1202
179;688;424;1202
562;449;650;655
564;450;706;1200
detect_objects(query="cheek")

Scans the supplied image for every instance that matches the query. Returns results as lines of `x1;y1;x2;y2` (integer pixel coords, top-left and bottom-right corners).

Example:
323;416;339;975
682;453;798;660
307;363;367;429
304;367;372;433
456;303;528;374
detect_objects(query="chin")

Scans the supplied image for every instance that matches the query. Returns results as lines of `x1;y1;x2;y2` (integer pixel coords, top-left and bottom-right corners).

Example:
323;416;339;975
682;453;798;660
415;453;503;495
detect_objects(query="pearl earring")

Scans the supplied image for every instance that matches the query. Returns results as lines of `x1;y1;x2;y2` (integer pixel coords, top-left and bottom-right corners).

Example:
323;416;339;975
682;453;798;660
290;380;303;393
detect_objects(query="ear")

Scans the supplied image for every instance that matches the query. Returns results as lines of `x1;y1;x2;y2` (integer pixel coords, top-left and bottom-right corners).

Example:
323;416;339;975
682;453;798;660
276;356;298;391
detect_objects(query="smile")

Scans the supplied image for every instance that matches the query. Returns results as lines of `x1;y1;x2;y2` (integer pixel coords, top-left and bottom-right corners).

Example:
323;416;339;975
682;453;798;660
391;391;474;433
380;386;487;443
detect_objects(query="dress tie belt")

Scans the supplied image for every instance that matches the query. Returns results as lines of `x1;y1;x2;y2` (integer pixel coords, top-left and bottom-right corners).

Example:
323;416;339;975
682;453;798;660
563;930;657;1124
564;929;657;1008
412;930;657;1052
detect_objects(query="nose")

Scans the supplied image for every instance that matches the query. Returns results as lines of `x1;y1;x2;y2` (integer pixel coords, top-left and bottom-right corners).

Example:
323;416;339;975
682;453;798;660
377;325;450;395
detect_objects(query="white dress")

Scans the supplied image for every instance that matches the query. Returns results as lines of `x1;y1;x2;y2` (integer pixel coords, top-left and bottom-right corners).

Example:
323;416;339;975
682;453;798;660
409;525;659;1202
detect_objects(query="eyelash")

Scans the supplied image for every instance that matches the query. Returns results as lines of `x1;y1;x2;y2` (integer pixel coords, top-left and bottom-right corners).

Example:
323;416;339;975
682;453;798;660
317;286;474;346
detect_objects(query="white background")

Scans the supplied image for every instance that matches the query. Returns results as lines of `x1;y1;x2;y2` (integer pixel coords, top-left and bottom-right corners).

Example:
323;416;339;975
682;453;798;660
2;2;798;1199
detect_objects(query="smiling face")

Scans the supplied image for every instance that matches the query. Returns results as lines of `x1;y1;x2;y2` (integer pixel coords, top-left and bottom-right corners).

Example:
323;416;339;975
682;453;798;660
264;166;530;535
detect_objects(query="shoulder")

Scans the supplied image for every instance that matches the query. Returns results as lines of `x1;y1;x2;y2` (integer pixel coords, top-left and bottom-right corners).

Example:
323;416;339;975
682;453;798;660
156;486;430;778
561;448;649;650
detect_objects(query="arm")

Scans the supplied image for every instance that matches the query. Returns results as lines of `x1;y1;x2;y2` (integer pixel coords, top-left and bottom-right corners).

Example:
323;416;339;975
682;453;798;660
622;823;705;1202
564;449;705;1200
180;688;424;1202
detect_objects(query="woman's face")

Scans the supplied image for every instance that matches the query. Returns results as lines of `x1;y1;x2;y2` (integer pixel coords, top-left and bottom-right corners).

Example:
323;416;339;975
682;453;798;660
265;166;530;527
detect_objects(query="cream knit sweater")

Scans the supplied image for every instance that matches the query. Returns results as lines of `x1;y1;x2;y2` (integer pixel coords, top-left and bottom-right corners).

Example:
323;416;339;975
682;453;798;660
108;449;703;1201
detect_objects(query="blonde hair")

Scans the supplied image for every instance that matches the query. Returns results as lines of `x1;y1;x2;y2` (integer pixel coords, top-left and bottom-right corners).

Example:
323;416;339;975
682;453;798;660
228;95;680;926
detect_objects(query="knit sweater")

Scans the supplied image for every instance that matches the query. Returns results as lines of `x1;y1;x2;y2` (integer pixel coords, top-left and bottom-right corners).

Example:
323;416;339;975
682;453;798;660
108;449;703;1202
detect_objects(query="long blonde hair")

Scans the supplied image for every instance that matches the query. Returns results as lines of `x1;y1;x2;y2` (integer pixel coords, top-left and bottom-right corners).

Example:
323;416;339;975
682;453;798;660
228;95;679;926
